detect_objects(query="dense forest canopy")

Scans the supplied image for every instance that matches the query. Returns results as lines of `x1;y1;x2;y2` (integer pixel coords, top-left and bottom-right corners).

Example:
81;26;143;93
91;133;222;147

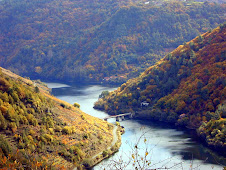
0;0;225;83
94;24;226;152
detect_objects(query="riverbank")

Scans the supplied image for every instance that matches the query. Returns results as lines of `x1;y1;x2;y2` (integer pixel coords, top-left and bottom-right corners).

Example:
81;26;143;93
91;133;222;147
47;82;226;169
83;124;124;169
133;111;226;158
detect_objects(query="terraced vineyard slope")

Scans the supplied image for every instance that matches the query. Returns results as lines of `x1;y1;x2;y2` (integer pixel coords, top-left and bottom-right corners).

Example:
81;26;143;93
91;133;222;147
0;67;120;169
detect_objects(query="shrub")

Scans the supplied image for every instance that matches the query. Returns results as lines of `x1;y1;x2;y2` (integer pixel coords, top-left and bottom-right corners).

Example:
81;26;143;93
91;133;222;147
0;105;8;116
59;149;71;159
81;115;85;120
48;128;55;135
11;92;19;102
5;107;17;122
0;135;11;156
9;122;17;132
0;111;7;130
40;134;53;144
62;126;72;134
46;116;54;128
82;159;93;168
27;135;34;143
19;115;29;125
83;133;89;139
167;111;178;123
71;126;76;133
27;108;35;115
99;91;109;99
60;103;66;108
29;129;36;136
108;124;113;130
97;134;103;140
0;98;3;105
18;142;26;149
34;86;40;93
102;150;108;157
32;118;38;126
110;145;118;152
26;114;35;124
69;146;84;159
55;125;62;132
79;141;84;146
40;136;47;144
43;134;53;143
73;102;80;108
0;92;9;102
116;122;120;126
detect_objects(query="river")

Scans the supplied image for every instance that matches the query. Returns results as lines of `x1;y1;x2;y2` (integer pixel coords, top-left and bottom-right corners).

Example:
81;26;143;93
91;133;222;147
45;82;225;170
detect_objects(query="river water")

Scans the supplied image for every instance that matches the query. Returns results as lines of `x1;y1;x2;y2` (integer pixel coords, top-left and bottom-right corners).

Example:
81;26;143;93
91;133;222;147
45;82;225;170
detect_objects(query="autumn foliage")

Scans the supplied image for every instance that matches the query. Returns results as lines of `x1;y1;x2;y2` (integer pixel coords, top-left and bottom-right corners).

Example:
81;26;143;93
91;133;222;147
94;24;226;152
0;0;225;84
0;67;115;169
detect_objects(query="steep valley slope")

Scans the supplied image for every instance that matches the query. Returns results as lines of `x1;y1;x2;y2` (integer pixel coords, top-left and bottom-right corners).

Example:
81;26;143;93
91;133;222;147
0;0;225;84
94;24;226;154
0;67;120;169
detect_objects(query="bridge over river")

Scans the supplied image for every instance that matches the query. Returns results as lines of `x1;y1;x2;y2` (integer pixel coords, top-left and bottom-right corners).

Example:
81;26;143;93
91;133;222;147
104;112;134;121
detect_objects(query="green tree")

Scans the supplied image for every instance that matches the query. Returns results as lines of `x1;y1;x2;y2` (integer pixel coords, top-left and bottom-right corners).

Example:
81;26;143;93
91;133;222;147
35;86;40;93
99;91;109;99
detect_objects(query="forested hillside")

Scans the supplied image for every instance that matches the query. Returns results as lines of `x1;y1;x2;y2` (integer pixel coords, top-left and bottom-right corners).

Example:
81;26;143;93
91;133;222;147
0;0;225;83
0;67;119;169
94;24;226;152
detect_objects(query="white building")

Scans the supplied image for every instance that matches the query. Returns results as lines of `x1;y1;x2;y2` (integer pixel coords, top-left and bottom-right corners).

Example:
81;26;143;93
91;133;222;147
141;101;149;107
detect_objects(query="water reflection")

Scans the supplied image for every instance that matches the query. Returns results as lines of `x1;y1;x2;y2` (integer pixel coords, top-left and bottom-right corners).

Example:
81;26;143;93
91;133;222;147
97;119;225;169
45;82;225;169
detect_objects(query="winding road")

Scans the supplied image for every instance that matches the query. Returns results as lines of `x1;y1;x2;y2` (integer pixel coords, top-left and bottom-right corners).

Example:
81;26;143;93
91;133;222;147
92;125;118;159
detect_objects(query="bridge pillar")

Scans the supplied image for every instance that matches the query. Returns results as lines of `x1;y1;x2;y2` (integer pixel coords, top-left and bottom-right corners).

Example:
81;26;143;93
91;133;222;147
116;117;119;121
121;116;125;121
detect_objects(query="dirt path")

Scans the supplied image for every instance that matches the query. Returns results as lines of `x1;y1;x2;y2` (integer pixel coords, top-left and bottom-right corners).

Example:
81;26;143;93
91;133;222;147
92;125;118;159
108;125;118;149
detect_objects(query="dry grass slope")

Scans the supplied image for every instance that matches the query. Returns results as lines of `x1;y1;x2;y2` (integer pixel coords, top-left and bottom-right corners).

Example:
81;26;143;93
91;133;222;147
0;67;119;169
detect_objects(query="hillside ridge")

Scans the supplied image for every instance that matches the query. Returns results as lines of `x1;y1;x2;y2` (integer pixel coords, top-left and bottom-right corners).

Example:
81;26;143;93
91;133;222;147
94;24;226;154
0;67;121;169
0;0;225;84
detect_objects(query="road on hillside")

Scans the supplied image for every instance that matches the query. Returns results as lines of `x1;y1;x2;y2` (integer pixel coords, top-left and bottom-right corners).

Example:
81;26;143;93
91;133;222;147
92;125;118;159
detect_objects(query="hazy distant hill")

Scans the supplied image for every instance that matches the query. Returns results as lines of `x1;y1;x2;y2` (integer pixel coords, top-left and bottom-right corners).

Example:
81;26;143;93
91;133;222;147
0;67;119;169
94;24;226;152
196;0;225;3
0;0;225;83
